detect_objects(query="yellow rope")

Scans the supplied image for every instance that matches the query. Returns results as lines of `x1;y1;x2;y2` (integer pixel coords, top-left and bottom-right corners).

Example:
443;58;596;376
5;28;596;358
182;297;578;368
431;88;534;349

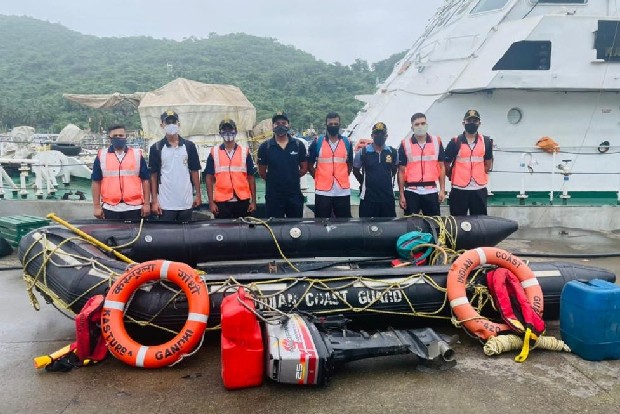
239;217;300;272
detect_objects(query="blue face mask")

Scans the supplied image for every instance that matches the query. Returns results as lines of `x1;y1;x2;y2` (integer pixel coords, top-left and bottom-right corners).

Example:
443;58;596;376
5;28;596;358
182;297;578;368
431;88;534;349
110;137;126;149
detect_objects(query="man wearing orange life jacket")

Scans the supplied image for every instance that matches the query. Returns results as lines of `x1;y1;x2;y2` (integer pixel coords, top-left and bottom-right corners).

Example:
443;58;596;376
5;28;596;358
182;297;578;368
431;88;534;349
205;119;257;219
91;124;150;220
398;113;446;216
308;112;353;218
444;109;494;216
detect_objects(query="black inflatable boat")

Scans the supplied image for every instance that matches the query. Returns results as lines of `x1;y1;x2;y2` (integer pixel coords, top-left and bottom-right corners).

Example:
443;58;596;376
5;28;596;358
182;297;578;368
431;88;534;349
17;216;616;332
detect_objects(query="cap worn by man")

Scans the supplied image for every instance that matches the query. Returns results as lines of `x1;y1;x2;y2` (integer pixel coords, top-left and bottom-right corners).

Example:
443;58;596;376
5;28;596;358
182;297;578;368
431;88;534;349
464;109;481;120
372;122;387;135
219;118;237;130
161;110;179;122
272;111;289;123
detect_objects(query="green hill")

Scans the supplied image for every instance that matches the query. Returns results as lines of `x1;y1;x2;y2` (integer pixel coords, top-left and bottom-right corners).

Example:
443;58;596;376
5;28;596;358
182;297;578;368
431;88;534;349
0;15;401;133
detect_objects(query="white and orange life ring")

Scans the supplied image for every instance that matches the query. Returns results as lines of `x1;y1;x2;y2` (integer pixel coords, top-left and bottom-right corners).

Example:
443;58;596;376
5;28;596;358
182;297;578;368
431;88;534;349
447;247;543;341
101;260;210;368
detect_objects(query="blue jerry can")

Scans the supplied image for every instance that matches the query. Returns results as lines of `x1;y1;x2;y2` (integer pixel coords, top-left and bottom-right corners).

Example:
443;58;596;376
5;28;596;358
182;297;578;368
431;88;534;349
560;279;620;361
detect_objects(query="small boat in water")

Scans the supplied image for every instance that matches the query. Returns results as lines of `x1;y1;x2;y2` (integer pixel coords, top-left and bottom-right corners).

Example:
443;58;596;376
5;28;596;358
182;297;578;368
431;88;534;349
17;216;616;333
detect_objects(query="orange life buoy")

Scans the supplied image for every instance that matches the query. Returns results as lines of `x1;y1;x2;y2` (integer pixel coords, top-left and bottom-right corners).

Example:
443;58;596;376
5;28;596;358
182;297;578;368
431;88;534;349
101;260;210;368
447;247;543;341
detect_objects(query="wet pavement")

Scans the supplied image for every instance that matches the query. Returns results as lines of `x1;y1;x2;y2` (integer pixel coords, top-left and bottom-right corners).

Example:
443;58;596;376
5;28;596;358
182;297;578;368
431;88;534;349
1;227;620;414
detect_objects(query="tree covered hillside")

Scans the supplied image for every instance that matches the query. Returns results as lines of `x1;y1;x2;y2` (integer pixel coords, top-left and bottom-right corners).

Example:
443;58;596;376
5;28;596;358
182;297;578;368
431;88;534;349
0;15;405;133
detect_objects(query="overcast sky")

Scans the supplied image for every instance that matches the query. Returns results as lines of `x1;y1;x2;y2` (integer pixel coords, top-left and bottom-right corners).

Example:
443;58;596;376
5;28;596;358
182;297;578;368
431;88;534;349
0;0;445;64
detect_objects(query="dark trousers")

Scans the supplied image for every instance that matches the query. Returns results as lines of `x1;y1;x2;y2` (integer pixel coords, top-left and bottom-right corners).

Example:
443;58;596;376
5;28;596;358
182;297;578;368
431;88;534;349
103;208;142;221
404;191;441;216
359;199;396;218
314;194;351;218
159;209;193;222
265;194;304;218
448;187;488;216
215;200;251;219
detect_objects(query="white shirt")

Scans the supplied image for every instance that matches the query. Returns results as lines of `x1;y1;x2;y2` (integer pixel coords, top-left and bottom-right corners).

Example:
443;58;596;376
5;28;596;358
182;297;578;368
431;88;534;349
158;144;193;210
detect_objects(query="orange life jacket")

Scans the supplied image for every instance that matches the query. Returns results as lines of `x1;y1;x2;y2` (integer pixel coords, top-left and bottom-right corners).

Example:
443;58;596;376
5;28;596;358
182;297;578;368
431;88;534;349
451;134;488;187
402;134;441;188
315;137;350;191
212;145;251;202
98;148;143;206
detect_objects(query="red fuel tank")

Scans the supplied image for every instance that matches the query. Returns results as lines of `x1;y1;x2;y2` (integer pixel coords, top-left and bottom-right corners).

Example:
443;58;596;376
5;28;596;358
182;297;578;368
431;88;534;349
221;287;264;389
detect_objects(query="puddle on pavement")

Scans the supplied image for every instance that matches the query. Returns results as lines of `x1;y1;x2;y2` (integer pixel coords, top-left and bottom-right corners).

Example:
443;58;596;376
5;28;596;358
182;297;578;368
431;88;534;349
503;227;620;255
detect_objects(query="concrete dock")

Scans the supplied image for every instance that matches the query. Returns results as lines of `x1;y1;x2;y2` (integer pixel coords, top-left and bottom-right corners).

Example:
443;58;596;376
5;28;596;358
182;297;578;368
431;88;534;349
1;226;620;414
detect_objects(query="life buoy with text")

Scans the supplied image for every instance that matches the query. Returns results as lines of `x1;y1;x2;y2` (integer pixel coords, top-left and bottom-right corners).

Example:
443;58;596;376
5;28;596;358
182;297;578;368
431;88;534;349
447;247;543;341
102;260;209;368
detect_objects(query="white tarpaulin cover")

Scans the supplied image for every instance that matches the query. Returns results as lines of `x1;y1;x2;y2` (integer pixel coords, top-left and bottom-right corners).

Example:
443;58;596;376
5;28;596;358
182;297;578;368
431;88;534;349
138;78;256;140
63;92;144;109
56;124;86;144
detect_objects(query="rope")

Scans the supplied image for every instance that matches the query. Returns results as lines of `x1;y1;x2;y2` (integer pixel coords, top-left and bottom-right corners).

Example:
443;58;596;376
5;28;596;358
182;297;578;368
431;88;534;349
483;334;571;356
239;216;300;272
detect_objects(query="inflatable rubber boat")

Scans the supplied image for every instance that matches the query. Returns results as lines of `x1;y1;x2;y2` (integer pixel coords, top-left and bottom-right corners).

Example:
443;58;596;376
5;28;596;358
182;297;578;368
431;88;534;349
17;216;616;333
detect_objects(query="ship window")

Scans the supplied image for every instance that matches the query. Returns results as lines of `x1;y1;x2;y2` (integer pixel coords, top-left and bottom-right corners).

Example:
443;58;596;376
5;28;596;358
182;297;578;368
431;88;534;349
534;1;586;4
595;21;620;61
471;0;509;14
492;41;551;70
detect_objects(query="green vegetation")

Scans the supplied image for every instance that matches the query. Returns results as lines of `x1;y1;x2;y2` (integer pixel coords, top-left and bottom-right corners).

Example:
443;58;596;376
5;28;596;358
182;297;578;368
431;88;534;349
0;15;403;133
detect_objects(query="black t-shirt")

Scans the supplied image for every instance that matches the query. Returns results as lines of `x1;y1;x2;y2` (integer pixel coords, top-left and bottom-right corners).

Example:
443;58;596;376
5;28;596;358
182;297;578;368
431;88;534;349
257;136;308;198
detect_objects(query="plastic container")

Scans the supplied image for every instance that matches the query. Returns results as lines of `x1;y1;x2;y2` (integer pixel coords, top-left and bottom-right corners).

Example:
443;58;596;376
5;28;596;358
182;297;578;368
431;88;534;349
0;215;49;247
220;287;264;389
560;279;620;361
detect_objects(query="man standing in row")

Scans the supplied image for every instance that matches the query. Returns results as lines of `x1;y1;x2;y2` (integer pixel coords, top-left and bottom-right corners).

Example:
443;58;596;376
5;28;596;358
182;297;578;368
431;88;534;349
308;112;353;218
352;122;398;218
149;110;202;222
444;109;493;216
398;113;445;216
205;119;257;219
91;124;150;220
257;112;308;218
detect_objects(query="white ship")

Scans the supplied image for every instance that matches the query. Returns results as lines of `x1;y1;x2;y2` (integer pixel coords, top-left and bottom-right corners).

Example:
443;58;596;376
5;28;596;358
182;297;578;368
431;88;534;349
346;0;620;205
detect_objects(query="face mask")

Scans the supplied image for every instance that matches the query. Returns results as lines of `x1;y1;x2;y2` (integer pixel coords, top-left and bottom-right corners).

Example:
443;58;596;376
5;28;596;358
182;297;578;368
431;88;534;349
110;137;126;150
164;124;179;135
464;122;479;134
221;132;236;142
326;125;340;136
274;125;289;136
413;125;428;137
373;135;386;147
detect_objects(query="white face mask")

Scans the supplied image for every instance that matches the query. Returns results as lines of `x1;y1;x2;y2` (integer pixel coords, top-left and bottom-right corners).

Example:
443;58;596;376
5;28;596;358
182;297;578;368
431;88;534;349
221;132;236;142
412;124;428;137
164;124;179;136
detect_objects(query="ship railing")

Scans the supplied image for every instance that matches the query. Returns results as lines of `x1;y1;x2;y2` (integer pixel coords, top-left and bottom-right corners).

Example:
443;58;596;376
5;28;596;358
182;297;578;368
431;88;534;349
492;147;620;205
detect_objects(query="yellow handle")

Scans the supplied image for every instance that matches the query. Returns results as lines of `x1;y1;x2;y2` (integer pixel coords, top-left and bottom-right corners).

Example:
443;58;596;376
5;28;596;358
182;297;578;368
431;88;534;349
46;213;135;265
33;344;72;369
515;327;533;363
